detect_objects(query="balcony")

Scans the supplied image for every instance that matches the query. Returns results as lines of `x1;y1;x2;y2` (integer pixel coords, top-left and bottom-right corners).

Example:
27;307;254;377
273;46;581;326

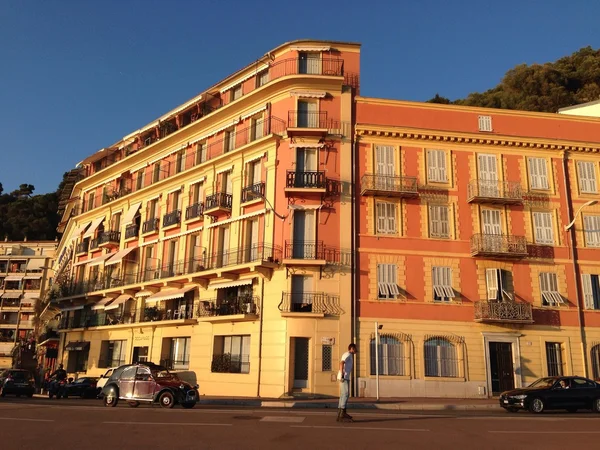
269;56;344;79
360;174;418;197
98;231;121;248
284;241;327;265
470;234;528;258
142;218;159;234
241;182;265;203
474;300;533;324
163;210;181;228
75;241;89;255
287;111;340;137
102;187;131;205
467;180;523;204
279;292;341;317
197;296;259;323
124;224;139;239
185;202;204;221
204;192;232;215
208;244;282;270
285;171;327;193
89;237;100;251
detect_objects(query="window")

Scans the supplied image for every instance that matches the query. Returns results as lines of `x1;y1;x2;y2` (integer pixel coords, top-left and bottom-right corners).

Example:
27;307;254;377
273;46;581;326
540;272;564;306
167;190;181;213
230;84;242;102
99;340;126;368
163;337;190;370
429;205;450;238
224;129;235;153
111;212;121;232
485;268;513;301
533;211;554;245
375;145;396;177
478;115;492;132
66;348;89;373
175;150;186;174
426;149;448;183
211;335;250;374
591;345;600;380
528;157;549;190
546;342;564;376
146;199;158;220
424;338;459;377
256;70;269;88
578;161;598;193
477;154;499;197
582;274;600;310
482;209;502;235
250;116;263;141
152;162;161;183
195;141;207;165
376;202;397;235
322;345;332;372
584;215;600;247
189;181;203;206
298;52;320;75
377;263;400;299
87;192;95;211
136;170;144;191
297;100;318;127
370;335;404;376
432;266;455;302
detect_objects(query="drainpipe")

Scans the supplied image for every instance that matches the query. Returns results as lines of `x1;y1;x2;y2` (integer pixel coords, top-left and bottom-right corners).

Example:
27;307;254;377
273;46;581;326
562;152;588;378
351;137;358;397
257;277;265;397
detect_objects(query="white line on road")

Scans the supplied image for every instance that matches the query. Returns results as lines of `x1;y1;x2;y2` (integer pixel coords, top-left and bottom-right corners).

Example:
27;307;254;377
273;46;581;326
103;421;232;426
0;417;54;422
489;431;600;434
291;425;430;432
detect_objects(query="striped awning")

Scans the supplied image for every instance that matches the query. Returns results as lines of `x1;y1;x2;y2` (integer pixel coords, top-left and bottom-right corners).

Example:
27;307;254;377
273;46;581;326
1;292;22;299
145;286;196;303
208;279;254;290
104;294;132;311
91;296;115;311
83;217;105;239
105;246;137;266
86;253;115;267
70;221;91;241
25;259;46;271
4;275;24;282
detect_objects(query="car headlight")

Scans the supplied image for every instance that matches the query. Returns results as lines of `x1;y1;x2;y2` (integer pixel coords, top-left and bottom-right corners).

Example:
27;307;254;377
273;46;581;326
511;395;527;400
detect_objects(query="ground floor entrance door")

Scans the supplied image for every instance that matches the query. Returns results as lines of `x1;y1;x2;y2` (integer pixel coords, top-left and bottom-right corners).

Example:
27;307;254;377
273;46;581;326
489;342;514;394
132;346;149;363
293;338;309;389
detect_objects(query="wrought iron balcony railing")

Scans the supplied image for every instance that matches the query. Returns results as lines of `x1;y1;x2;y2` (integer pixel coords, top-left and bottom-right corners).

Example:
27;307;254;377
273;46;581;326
208;244;282;269
197;295;259;317
124;224;139;239
142;218;159;234
467;180;523;204
205;192;232;211
241;182;265;202
284;240;325;260
288;110;328;128
278;292;341;315
185;202;204;220
470;234;528;257
89;237;100;250
98;231;121;245
360;174;418;196
76;241;89;254
474;300;533;324
286;171;327;189
163;210;181;227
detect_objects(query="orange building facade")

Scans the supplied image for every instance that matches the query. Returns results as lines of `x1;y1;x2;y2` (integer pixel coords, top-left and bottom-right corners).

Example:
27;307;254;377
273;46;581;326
355;99;600;398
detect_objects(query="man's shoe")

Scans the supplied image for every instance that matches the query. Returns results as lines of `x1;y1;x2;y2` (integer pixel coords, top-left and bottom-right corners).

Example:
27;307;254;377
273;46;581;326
342;409;353;421
336;409;343;422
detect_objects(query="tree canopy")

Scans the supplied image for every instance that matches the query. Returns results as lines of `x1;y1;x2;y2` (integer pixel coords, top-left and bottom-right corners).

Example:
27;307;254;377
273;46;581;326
428;46;600;112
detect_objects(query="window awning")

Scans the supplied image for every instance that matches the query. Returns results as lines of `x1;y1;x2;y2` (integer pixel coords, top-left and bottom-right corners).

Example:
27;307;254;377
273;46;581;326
4;275;24;282
145;286;196;303
65;341;90;352
91;296;116;311
208;278;254;290
105;246;137;266
135;290;155;298
104;294;133;311
1;292;22;299
22;293;39;300
70;221;91;241
83;217;105;239
23;274;43;280
87;253;115;268
290;90;327;98
25;259;46;271
123;202;142;225
289;45;331;52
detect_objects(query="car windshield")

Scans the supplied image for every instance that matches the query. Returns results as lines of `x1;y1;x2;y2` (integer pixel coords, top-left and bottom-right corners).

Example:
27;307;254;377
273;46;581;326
150;366;174;379
528;377;557;388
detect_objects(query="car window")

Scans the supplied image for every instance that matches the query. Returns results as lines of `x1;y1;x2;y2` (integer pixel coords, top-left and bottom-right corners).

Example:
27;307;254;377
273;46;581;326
136;367;152;381
572;378;596;388
104;369;113;378
73;378;85;384
110;366;127;380
529;378;556;388
120;366;138;381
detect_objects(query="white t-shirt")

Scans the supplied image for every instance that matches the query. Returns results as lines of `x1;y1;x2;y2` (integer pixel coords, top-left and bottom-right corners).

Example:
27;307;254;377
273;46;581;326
341;351;354;380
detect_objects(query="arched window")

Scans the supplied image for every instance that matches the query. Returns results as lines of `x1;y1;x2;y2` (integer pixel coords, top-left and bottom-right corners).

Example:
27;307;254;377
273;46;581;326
591;345;600;380
424;337;459;378
370;335;404;376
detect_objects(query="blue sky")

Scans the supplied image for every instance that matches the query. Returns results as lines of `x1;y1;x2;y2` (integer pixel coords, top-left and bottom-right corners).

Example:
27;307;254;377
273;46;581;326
1;0;598;194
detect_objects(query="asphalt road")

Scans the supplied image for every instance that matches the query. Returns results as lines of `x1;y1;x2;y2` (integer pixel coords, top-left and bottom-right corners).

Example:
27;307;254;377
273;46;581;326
1;397;600;450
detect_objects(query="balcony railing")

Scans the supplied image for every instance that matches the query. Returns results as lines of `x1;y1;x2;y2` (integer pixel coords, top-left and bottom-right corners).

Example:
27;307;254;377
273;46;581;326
288;110;339;130
99;231;121;246
142;218;159;234
284;241;325;260
241;182;265;203
467;180;523;204
360;174;418;197
474;300;533;324
470;234;528;257
125;224;139;239
89;237;100;250
279;292;341;315
208;244;282;269
197;295;259;317
286;171;327;189
163;210;181;227
185;202;204;220
205;192;232;211
76;241;89;254
102;187;131;205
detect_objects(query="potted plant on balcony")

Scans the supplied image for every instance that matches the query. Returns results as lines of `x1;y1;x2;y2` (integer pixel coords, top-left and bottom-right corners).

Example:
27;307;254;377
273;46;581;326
144;305;159;322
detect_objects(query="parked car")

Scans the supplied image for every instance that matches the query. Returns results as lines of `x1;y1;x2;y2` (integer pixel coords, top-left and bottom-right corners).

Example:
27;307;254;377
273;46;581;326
500;376;600;413
96;368;116;397
102;362;199;409
63;377;100;398
0;369;35;398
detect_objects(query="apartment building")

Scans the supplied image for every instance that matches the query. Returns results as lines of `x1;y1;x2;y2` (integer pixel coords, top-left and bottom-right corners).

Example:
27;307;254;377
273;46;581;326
354;99;600;398
0;240;56;368
52;40;359;397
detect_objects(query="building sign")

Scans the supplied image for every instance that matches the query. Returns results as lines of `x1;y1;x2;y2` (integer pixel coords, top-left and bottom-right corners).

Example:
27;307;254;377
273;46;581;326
321;337;335;345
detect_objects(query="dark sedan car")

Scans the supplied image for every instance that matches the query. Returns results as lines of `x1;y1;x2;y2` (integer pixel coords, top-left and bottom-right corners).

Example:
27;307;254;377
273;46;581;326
0;369;35;398
500;376;600;413
63;377;100;398
102;362;199;409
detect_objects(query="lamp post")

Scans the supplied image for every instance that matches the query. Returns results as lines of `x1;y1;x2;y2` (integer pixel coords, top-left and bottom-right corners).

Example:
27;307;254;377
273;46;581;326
375;322;382;401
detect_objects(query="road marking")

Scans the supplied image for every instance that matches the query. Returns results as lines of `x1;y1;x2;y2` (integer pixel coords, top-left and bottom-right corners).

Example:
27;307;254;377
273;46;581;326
291;425;429;432
103;421;232;426
260;416;305;423
489;431;600;434
0;417;54;422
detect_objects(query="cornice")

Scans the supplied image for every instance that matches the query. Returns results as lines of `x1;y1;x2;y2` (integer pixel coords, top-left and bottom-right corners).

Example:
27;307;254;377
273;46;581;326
355;126;600;154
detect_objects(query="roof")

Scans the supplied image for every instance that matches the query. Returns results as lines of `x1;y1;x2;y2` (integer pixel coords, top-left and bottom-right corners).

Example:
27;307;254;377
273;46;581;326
558;99;600;112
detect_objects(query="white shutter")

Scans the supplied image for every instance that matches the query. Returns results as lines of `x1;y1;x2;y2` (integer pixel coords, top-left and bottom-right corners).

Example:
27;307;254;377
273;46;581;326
542;212;554;244
537;158;549;189
482;209;501;235
377;264;389;298
584;216;600;247
582;274;595;309
534;212;554;245
486;268;499;300
579;161;598;193
440;206;449;238
429;205;440;237
386;203;397;234
305;210;315;242
438;151;447;182
388;264;400;296
427;150;438;182
376;203;386;234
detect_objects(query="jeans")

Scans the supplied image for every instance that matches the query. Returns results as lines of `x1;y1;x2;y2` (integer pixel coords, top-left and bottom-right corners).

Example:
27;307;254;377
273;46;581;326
338;379;349;409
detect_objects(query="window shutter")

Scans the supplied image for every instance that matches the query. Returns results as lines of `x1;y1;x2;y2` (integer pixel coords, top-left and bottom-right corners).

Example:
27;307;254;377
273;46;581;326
579;161;597;193
377;264;389;297
486;268;499;300
375;146;384;175
538;158;549;189
430;205;439;236
543;213;554;244
376;203;386;233
388;264;398;296
438;151;447;182
387;203;397;234
440;206;449;238
427;150;438;182
584;216;600;247
582;274;595;309
529;157;540;189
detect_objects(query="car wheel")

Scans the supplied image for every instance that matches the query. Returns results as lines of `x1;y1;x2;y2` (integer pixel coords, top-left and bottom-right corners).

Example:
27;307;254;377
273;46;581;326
593;398;600;413
128;401;140;408
104;391;118;407
181;402;195;409
529;397;545;414
505;407;519;413
159;391;175;409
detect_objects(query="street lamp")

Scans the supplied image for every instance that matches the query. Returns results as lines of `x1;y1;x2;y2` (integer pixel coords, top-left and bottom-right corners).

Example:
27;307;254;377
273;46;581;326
565;200;598;231
374;323;383;401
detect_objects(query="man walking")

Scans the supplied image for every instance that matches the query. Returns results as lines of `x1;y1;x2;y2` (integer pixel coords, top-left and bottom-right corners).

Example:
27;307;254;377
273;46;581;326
337;343;357;422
